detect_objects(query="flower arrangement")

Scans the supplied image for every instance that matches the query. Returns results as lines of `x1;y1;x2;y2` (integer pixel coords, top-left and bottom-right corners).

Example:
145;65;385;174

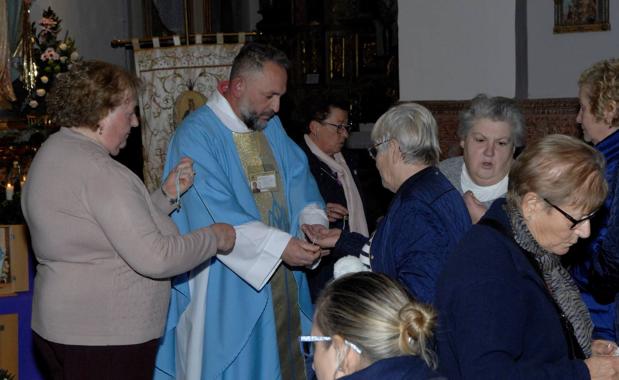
20;6;80;117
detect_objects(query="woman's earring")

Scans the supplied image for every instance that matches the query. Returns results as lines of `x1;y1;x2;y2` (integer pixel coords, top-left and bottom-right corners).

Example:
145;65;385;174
98;127;103;135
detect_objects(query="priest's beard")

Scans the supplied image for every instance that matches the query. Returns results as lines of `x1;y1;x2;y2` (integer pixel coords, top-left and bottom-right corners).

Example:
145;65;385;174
239;102;274;131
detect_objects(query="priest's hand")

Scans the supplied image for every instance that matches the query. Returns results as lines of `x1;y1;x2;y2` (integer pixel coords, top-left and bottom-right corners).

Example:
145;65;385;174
162;157;196;199
282;237;321;267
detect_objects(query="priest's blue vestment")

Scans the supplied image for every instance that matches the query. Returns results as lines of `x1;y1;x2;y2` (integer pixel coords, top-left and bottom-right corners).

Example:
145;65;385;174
153;97;324;379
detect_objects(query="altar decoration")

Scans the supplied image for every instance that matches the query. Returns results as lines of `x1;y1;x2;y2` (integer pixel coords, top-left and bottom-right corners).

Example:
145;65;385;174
14;4;80;121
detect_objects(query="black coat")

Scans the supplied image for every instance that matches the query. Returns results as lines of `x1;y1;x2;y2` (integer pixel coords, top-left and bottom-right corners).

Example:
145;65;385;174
300;139;366;302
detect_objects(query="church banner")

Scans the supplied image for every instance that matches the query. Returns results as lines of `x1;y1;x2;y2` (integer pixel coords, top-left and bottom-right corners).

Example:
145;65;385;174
133;42;242;191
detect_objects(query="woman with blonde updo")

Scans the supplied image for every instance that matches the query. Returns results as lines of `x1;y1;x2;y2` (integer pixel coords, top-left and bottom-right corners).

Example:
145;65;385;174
301;272;442;379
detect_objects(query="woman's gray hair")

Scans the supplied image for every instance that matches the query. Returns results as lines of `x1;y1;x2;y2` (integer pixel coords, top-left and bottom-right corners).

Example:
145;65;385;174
371;103;440;166
458;94;526;148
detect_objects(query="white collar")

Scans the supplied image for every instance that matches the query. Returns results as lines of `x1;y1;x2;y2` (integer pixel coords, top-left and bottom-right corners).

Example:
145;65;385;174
460;163;508;202
207;90;253;133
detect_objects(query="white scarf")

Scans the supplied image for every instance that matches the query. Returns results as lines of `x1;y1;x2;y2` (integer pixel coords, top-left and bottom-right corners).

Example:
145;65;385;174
460;163;508;203
304;135;369;237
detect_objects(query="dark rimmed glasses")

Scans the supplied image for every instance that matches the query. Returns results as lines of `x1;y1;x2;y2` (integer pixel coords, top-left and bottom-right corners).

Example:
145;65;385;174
298;335;362;359
367;139;390;160
544;198;597;229
321;121;353;134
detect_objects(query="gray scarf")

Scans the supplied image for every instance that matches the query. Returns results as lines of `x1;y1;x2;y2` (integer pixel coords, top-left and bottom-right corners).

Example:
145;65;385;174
506;204;593;358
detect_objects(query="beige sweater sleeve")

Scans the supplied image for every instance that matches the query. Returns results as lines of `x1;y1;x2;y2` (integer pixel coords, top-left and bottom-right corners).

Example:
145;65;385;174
85;161;218;279
150;185;178;216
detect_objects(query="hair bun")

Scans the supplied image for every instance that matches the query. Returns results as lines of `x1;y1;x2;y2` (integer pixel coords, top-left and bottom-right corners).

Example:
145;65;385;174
398;302;436;349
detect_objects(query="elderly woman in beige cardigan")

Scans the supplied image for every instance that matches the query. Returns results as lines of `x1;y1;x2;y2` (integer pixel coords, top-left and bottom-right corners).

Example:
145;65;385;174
21;60;235;380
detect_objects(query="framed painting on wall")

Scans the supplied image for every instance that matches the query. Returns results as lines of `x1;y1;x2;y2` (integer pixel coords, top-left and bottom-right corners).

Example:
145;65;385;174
554;0;610;33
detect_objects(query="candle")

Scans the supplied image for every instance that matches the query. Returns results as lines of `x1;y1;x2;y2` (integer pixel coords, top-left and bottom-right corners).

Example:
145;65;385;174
20;175;26;190
6;183;13;201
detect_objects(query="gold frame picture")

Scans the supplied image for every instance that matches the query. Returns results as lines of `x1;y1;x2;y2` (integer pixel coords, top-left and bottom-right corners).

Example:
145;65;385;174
554;0;610;33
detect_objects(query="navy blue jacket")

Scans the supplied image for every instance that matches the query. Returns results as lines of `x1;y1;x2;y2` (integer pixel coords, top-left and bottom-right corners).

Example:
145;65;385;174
436;199;590;379
340;356;444;380
335;166;470;304
570;130;619;341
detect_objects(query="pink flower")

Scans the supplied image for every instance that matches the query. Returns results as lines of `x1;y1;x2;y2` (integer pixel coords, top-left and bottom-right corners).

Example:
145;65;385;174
40;48;60;61
39;17;57;28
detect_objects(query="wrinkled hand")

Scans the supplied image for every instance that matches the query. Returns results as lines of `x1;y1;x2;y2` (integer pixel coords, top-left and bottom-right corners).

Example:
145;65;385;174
301;224;328;243
301;224;342;249
593;340;619;357
210;223;236;254
162;157;195;199
326;202;348;222
463;191;488;224
585;356;619;379
282;238;321;267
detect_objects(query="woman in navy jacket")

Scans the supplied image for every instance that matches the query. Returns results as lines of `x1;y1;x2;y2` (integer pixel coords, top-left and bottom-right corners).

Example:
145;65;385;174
436;135;619;379
303;103;471;305
569;58;619;344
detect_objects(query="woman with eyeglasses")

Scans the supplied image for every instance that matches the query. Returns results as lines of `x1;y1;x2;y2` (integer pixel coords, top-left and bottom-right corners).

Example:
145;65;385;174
438;94;526;223
301;272;443;380
303;103;471;305
436;134;619;379
300;97;369;302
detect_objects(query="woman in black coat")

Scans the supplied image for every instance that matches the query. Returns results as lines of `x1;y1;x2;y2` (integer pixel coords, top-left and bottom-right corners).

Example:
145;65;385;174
300;98;369;301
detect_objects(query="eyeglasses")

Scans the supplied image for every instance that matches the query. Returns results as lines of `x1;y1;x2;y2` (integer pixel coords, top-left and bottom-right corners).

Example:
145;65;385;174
298;335;362;359
367;139;390;160
544;198;597;229
321;121;353;134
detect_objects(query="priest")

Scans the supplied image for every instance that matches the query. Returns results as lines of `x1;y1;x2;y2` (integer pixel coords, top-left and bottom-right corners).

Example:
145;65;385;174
154;43;328;380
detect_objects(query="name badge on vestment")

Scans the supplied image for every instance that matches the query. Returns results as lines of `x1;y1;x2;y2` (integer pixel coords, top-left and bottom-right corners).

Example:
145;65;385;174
248;166;278;193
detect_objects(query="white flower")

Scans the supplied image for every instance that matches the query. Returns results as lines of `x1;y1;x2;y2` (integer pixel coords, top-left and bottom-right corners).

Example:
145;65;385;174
36;88;46;97
333;256;371;279
60;56;67;63
70;51;80;61
40;75;49;83
29;100;39;108
59;42;67;51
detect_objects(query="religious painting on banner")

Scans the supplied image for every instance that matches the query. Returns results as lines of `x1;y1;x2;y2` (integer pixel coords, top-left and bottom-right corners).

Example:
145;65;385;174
133;43;243;192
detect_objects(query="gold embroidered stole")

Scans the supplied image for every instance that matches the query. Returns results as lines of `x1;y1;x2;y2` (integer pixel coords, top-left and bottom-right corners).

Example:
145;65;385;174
232;131;307;380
